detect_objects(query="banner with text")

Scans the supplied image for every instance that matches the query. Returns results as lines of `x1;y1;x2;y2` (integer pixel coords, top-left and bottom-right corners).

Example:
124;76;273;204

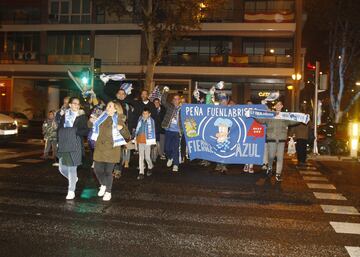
181;104;267;165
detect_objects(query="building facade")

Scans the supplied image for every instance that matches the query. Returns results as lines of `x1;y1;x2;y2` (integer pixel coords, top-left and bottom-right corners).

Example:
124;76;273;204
0;0;303;119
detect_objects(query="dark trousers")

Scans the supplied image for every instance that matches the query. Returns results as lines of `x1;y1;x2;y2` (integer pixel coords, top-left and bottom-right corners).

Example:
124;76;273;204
164;130;180;166
94;161;115;193
296;139;308;164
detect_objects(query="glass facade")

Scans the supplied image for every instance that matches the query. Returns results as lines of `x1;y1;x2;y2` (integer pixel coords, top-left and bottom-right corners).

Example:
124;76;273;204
160;37;293;67
49;0;91;24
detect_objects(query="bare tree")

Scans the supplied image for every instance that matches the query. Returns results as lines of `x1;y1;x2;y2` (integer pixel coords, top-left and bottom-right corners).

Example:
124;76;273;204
95;0;225;90
306;0;360;122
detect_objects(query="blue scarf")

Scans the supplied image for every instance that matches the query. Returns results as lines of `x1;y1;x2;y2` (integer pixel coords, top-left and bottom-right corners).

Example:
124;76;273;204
246;108;310;124
91;111;126;147
64;109;77;128
135;117;156;145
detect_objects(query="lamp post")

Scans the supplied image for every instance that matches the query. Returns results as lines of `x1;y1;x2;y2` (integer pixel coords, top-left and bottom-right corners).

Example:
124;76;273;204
291;73;302;111
313;61;320;155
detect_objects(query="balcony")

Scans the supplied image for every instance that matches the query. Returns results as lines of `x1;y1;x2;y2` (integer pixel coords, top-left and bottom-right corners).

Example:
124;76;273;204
159;54;293;68
0;9;41;25
0;52;40;64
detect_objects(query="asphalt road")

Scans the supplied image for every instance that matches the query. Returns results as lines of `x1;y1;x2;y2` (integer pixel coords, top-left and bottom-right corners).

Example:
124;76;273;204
0;141;359;257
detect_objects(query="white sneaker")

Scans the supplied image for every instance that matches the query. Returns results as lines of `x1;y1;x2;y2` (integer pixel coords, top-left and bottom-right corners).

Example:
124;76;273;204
66;191;75;200
52;162;59;167
98;185;106;197
103;192;111;201
167;159;173;167
172;165;178;172
91;162;94;169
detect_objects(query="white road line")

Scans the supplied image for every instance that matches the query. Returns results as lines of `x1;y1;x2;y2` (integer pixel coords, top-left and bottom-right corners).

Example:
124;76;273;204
303;176;328;182
0;150;43;161
345;246;360;257
0;164;20;168
313;192;347;201
300;171;322;175
17;158;44;164
320;205;360;215
330;222;360;235
304;166;318;170
307;183;336;190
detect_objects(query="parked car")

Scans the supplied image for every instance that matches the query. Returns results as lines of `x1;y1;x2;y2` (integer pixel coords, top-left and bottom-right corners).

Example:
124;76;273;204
316;123;349;155
0;113;18;142
0;111;29;131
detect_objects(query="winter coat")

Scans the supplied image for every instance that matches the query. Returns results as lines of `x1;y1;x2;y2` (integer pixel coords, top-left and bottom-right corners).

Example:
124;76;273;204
57;110;89;166
91;114;130;163
160;93;183;135
42;119;57;141
256;118;299;142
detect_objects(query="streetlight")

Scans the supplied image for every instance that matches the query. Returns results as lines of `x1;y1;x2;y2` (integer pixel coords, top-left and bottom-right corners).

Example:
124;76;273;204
356;81;360;86
292;73;302;81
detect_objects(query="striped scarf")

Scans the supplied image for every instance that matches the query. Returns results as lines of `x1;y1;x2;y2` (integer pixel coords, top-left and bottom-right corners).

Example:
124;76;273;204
91;111;126;147
135;117;156;145
64;109;77;128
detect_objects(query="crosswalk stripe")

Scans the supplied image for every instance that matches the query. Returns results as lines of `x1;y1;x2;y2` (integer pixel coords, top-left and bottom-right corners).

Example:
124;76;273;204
313;192;347;201
345;246;360;257
300;171;322;175
0;164;20;168
320;205;360;215
330;222;360;235
307;183;336;190
303;176;328;182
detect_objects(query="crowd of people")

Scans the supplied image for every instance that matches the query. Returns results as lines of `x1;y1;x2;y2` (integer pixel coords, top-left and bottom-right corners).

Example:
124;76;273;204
42;86;311;201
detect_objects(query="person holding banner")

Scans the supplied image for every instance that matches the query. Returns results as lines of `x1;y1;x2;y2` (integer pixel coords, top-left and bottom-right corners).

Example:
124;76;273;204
254;101;301;182
161;88;182;172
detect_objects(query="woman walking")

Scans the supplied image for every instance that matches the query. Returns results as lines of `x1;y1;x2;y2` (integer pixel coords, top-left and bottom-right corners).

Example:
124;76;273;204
90;101;130;201
57;97;89;200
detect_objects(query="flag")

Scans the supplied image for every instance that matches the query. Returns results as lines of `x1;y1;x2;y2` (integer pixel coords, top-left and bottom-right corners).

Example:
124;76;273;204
120;83;133;95
149;86;162;101
100;73;126;85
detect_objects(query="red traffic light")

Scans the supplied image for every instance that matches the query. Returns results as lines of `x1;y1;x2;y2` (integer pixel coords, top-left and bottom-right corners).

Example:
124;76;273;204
307;62;316;70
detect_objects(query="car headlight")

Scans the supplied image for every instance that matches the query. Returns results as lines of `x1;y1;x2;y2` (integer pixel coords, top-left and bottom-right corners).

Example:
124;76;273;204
14;120;18;127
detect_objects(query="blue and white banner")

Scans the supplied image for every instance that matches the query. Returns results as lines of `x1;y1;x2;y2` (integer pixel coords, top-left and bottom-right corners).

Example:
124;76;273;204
181;104;267;165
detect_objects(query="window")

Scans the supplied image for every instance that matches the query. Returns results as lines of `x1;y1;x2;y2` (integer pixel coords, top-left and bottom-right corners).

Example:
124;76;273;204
243;39;292;56
244;0;295;13
47;33;90;55
49;0;91;24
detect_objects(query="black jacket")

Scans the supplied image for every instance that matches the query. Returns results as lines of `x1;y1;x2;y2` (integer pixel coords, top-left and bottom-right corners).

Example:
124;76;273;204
57;111;89;166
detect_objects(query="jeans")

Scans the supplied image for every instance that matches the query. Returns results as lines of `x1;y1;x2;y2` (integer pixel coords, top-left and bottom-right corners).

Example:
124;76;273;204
296;139;308;163
94;161;115;193
263;143;268;165
44;139;57;158
159;134;165;156
138;144;153;175
164;130;180;166
59;158;78;192
267;141;285;175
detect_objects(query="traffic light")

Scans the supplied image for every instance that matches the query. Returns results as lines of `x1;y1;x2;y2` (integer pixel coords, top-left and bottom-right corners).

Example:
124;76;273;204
306;62;316;84
91;58;101;75
80;68;91;86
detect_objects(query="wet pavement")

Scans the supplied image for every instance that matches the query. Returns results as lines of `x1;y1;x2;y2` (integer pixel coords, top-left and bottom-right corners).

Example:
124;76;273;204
0;141;360;257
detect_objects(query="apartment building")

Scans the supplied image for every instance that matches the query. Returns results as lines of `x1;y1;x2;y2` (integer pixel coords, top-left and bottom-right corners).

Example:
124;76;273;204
0;0;303;119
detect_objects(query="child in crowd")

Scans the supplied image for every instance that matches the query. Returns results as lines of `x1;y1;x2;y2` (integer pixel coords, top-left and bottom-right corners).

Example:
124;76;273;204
135;108;156;180
41;110;57;159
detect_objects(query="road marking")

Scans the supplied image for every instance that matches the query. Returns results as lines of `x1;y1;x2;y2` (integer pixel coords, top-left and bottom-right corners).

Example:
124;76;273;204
313;192;347;201
0;150;43;161
345;247;360;257
304;166;318;170
330;222;360;235
0;164;20;168
300;171;322;175
307;183;336;190
320;205;360;215
303;176;328;182
18;158;44;164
